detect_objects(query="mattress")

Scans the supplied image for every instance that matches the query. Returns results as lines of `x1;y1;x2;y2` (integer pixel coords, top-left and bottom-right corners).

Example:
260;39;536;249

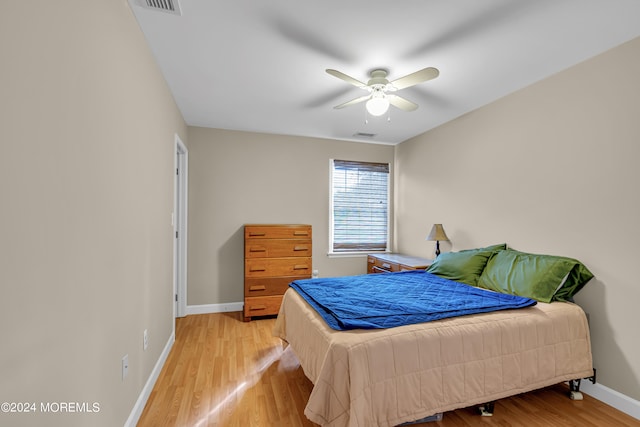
273;287;593;427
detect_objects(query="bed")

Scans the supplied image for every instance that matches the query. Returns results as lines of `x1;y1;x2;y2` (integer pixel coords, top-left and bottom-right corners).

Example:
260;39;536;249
273;245;595;427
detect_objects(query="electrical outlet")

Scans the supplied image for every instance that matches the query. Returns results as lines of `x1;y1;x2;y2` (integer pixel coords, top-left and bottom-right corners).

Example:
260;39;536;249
143;329;149;351
122;354;129;380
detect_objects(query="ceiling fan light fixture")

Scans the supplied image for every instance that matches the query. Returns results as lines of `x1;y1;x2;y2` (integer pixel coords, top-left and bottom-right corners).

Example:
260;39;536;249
366;92;389;116
327;67;438;116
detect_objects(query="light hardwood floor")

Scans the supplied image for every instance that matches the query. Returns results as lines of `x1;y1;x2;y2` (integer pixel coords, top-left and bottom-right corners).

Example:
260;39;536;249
138;312;639;427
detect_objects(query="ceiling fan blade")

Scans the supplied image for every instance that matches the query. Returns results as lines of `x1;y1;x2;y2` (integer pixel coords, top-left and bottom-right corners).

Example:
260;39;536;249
387;94;418;111
333;95;371;109
326;69;367;88
390;67;439;90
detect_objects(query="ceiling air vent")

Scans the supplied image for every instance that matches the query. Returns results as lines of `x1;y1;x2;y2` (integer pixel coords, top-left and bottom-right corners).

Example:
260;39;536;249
136;0;182;15
353;132;376;139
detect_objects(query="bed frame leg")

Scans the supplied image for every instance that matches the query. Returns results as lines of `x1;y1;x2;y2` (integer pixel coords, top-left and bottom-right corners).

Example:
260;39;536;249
478;401;494;416
568;368;597;401
568;379;583;400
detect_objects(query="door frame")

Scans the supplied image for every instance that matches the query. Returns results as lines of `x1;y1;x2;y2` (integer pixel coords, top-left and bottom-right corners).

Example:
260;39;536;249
173;134;188;318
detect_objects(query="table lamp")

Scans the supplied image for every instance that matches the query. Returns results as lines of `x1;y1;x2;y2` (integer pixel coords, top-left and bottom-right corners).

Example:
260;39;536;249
426;224;449;257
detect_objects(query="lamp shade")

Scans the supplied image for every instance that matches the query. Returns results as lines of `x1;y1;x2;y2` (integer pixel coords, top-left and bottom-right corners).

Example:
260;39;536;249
366;93;390;116
426;224;449;242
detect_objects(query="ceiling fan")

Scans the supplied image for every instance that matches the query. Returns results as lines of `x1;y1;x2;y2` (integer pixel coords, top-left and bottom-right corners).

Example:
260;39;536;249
326;67;439;116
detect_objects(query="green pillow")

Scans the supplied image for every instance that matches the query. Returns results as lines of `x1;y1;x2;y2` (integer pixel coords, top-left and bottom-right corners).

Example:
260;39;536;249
552;261;594;302
426;243;507;286
476;249;593;303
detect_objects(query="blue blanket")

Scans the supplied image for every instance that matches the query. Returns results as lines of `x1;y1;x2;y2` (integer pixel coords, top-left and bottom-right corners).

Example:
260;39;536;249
290;270;536;330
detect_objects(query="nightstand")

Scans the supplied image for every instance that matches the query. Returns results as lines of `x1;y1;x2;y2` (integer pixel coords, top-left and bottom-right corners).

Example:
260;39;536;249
367;253;432;274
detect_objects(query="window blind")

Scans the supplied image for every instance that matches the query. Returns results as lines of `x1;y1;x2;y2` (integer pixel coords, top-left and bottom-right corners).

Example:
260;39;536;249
331;160;389;252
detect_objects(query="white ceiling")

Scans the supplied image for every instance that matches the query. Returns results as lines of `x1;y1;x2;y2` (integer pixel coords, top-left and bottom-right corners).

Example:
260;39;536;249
129;0;640;145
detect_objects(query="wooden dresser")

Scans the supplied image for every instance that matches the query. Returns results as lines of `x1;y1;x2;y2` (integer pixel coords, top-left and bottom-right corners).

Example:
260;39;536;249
244;224;312;321
367;253;432;274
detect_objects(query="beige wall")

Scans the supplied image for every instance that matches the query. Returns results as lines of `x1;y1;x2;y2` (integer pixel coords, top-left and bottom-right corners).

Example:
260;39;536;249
0;2;186;426
186;127;394;305
395;37;640;400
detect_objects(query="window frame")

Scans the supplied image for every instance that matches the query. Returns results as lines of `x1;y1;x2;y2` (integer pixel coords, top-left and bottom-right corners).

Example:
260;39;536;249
328;159;391;256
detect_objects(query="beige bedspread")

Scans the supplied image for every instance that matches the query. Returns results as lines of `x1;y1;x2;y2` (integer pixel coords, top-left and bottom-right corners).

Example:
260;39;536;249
273;288;593;427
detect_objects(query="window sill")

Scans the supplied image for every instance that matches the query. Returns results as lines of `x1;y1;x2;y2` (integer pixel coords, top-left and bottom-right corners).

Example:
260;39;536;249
327;251;390;258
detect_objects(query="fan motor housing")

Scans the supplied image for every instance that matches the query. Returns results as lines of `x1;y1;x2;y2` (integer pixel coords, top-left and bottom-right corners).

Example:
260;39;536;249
367;69;389;87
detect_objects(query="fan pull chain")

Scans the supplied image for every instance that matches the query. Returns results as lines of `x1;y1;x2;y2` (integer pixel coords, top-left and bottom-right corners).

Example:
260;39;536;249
364;108;368;125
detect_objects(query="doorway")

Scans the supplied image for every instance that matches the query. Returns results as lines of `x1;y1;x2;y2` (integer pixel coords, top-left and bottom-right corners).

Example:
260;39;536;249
174;135;188;319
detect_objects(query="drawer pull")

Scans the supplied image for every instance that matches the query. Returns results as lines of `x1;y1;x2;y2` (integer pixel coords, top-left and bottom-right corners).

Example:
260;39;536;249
249;285;266;291
382;262;391;269
293;231;309;236
368;258;375;264
249;267;266;272
249;305;266;311
293;246;309;251
249;232;266;237
293;264;309;270
249;247;266;252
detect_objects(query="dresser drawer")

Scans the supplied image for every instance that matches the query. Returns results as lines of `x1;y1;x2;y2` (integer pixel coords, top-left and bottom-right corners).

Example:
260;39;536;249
367;255;377;273
243;295;283;318
369;255;400;273
245;257;312;278
367;254;432;274
245;225;312;240
245;239;312;259
244;277;303;296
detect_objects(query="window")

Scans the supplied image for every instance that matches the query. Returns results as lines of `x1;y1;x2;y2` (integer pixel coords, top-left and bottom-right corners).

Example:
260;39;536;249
330;159;390;253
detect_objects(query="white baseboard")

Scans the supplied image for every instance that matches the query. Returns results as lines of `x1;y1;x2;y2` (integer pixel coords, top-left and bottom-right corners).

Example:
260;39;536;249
186;302;243;315
582;381;640;420
124;331;175;427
